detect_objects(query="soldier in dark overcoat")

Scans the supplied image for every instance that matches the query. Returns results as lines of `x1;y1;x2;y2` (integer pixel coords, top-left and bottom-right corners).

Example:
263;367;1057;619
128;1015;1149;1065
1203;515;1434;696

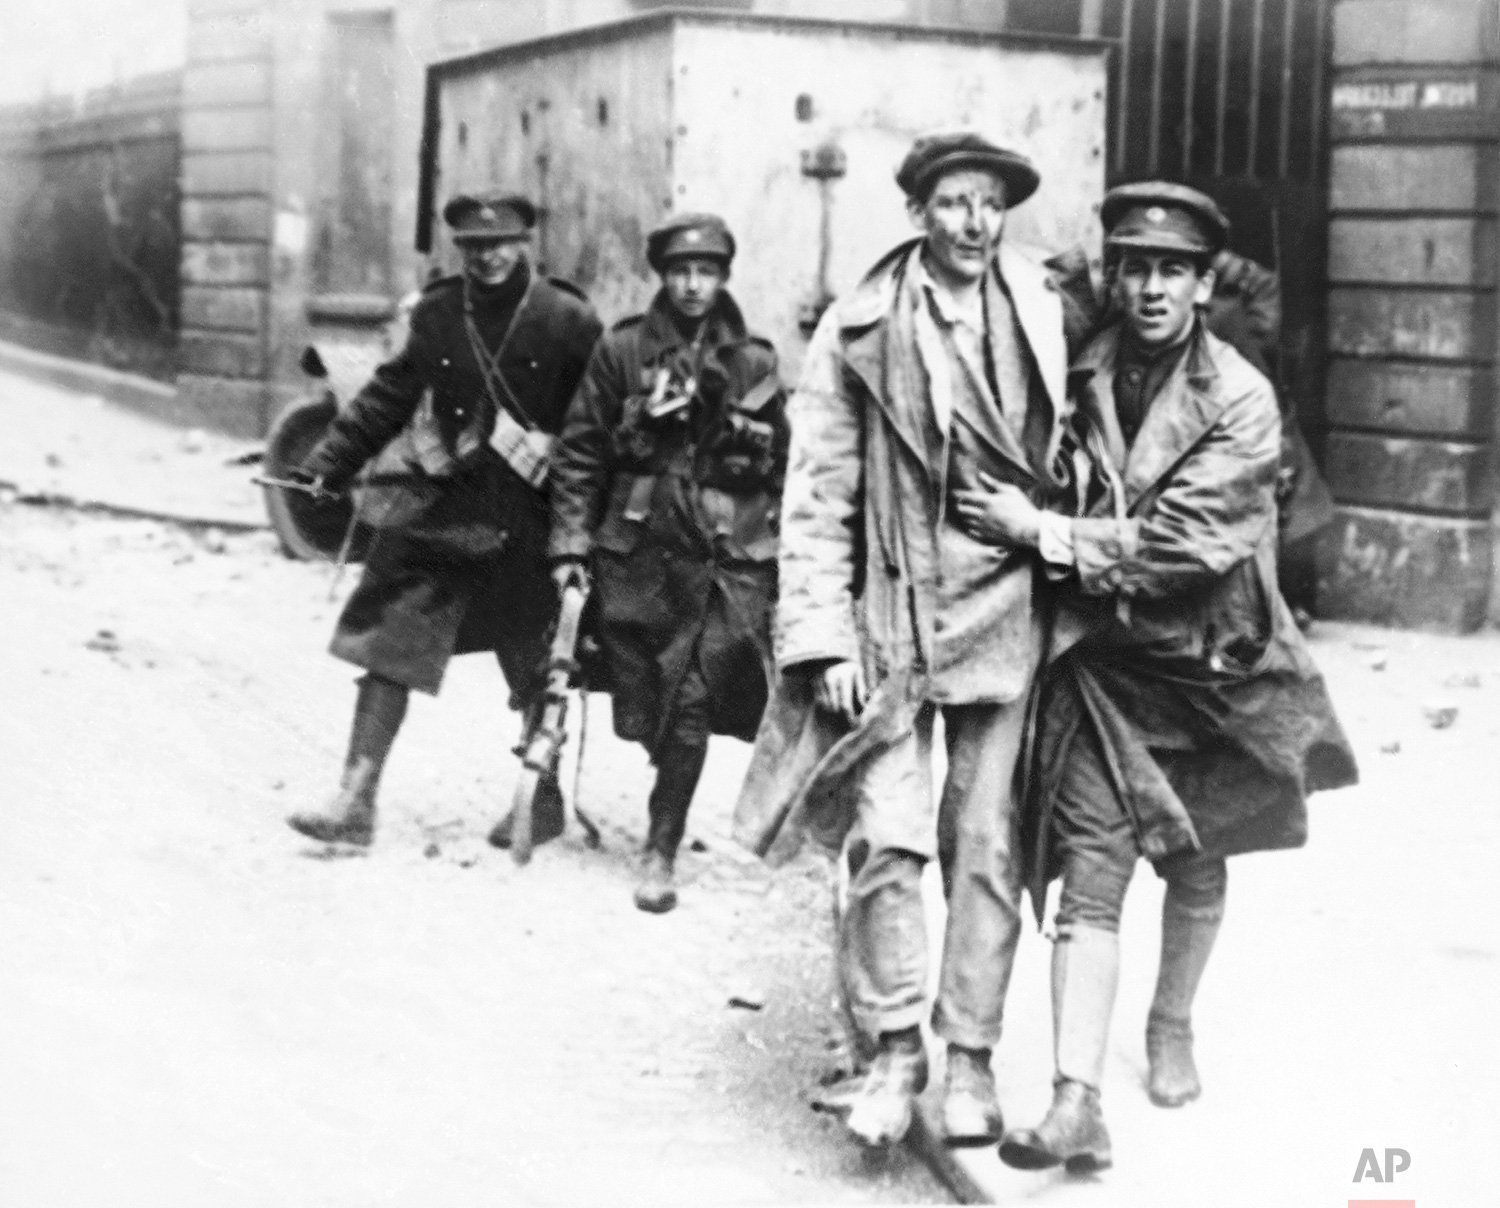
548;213;786;913
285;192;602;847
968;183;1357;1174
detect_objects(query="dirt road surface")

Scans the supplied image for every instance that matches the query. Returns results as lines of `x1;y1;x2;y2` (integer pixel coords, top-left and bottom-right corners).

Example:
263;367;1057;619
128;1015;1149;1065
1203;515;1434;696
0;504;943;1207
4;494;1499;1208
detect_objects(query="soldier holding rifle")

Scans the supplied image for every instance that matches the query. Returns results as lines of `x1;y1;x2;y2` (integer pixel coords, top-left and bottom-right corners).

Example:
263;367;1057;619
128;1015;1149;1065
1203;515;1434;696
284;192;601;848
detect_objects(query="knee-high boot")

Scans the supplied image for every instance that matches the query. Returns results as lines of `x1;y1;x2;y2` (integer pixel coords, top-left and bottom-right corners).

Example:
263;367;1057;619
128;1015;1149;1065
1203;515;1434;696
635;741;707;913
287;675;408;845
1146;887;1225;1107
999;925;1119;1173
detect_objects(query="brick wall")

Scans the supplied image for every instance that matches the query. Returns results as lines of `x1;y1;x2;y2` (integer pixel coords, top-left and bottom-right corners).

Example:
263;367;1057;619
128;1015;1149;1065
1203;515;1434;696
177;0;276;437
1318;0;1500;630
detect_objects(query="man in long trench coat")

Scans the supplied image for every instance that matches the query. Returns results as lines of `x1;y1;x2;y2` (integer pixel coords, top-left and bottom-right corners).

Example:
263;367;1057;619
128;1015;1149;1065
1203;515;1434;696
549;213;787;914
734;133;1091;1150
964;182;1357;1174
285;193;601;847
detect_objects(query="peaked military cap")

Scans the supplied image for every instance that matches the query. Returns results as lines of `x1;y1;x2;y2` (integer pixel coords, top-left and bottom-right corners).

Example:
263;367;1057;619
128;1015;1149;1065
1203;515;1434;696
442;192;537;242
646;212;736;271
1102;181;1229;257
895;131;1041;207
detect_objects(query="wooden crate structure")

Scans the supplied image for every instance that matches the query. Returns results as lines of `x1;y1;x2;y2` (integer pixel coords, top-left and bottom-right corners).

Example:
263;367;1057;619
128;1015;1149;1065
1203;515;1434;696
417;8;1108;377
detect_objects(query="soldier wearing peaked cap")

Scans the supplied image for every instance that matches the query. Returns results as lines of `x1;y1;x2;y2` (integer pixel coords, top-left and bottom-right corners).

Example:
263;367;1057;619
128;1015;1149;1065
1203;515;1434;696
732;131;1094;1151
965;181;1357;1173
283;190;602;849
548;212;788;914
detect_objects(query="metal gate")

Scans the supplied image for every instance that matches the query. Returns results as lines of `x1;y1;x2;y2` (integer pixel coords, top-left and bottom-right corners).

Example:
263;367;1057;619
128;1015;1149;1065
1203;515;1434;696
1097;0;1333;432
1012;0;1333;428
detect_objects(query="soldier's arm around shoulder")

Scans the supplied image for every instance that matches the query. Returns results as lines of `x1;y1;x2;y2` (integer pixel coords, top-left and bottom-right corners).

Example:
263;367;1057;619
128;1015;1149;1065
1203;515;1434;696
301;281;450;484
1044;244;1107;357
1071;341;1281;600
1210;250;1281;351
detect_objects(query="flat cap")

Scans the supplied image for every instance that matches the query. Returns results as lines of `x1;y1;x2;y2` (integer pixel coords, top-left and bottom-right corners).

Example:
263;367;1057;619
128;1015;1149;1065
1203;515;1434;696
647;212;735;271
1102;181;1229;257
442;192;536;242
896;131;1040;206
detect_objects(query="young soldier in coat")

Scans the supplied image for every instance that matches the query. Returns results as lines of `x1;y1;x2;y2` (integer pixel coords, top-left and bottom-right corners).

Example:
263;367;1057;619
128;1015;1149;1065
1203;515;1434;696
548;213;787;914
735;133;1086;1150
286;193;602;847
971;183;1357;1173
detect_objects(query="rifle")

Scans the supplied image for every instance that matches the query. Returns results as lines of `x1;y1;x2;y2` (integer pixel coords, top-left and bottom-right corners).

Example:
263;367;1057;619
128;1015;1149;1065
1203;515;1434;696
508;581;601;865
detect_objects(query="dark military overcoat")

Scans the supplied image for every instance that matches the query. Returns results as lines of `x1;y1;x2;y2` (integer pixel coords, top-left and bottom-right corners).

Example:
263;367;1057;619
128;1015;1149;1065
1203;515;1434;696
302;264;602;696
548;291;786;756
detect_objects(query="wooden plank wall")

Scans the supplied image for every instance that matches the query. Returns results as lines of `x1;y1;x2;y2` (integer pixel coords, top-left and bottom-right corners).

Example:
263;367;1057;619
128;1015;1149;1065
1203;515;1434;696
1318;0;1500;631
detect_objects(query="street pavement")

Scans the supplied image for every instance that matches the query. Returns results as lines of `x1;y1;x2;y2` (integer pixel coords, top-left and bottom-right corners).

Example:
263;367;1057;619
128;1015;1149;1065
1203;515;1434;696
0;340;266;530
2;358;1497;1207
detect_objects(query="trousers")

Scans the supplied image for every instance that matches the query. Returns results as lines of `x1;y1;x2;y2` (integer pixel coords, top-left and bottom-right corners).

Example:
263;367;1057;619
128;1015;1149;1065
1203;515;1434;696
838;699;1027;1051
1051;715;1227;932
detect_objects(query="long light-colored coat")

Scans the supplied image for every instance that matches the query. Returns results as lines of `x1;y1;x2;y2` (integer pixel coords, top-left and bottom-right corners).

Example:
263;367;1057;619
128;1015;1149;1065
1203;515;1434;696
734;236;1079;863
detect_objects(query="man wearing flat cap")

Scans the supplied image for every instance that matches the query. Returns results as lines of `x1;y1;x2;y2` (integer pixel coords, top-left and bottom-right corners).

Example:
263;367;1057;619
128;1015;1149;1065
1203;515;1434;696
734;131;1090;1149
963;181;1356;1173
548;212;787;913
285;191;602;848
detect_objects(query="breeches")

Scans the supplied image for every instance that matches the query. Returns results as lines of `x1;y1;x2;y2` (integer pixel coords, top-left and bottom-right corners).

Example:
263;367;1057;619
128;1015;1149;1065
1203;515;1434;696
1052;719;1227;932
840;698;1027;1051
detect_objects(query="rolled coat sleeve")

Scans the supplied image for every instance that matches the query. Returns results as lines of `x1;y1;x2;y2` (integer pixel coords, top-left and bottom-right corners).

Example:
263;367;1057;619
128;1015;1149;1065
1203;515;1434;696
1071;374;1281;600
774;307;863;671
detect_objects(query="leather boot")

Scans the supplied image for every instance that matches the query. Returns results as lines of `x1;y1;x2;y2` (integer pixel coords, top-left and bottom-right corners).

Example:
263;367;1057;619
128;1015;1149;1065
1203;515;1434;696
941;1045;1004;1147
844;1027;929;1148
634;849;677;914
999;1079;1111;1174
1147;893;1224;1107
288;675;408;846
631;741;706;912
644;740;708;861
999;925;1119;1172
486;774;567;850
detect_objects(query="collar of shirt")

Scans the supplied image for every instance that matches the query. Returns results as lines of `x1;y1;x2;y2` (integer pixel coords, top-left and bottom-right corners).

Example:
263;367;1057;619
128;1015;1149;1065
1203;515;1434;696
1114;318;1200;442
916;255;987;333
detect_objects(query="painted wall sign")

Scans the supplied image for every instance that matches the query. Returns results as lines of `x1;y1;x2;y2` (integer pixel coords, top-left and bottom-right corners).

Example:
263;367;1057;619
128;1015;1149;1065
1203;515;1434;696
1330;69;1499;141
1332;79;1479;111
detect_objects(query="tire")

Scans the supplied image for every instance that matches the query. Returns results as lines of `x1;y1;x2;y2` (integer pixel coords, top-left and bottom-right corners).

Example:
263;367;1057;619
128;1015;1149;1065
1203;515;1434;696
262;392;371;562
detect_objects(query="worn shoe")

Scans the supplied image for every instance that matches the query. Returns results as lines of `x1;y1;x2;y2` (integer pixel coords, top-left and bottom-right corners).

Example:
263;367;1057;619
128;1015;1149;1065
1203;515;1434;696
287;675;408;847
844;1034;929;1148
486;775;567;850
634;850;678;913
286;761;378;845
1147;1020;1201;1107
998;1079;1112;1174
941;1046;1004;1146
809;1068;866;1115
